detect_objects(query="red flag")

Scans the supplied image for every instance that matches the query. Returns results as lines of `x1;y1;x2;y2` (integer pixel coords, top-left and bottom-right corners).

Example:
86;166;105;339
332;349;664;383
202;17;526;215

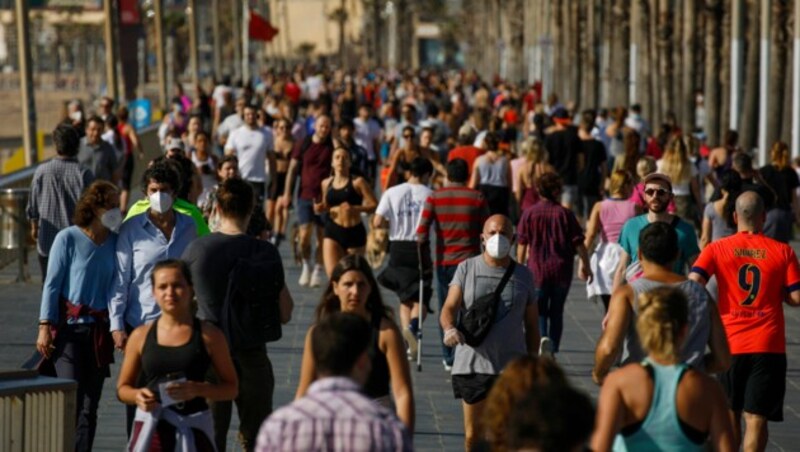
248;10;279;42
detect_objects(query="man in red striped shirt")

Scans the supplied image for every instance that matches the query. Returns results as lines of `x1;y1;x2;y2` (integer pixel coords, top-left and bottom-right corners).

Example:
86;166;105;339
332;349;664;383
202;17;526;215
418;158;489;370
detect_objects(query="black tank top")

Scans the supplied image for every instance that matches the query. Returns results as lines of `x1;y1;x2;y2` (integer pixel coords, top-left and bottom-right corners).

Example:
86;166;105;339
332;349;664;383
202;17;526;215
325;177;363;207
363;312;391;398
140;317;211;414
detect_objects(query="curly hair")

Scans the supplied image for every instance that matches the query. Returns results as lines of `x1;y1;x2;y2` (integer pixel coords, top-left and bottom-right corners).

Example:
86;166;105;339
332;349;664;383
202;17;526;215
316;254;393;322
482;356;568;451
73;181;120;227
535;171;562;202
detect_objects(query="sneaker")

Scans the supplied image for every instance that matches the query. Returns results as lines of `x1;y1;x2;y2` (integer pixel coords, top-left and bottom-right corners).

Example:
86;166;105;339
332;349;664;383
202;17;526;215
442;360;452;372
403;326;418;359
539;336;554;358
309;267;324;288
298;266;311;287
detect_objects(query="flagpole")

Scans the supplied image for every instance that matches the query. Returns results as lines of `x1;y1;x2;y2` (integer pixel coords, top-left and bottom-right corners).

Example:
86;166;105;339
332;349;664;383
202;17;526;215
243;4;250;85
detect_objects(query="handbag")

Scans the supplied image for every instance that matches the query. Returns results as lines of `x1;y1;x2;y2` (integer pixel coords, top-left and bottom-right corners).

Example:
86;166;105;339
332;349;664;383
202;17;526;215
457;261;516;347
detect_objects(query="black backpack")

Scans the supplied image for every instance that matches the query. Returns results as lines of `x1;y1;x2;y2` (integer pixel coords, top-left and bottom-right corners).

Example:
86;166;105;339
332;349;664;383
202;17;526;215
457;261;516;347
220;250;285;351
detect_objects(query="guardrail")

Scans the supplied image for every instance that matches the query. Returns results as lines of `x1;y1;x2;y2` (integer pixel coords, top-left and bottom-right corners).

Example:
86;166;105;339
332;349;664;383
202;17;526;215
0;123;161;277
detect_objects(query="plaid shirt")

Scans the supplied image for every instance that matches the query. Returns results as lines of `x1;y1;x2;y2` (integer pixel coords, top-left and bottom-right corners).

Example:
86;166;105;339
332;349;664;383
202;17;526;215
517;198;584;288
256;377;412;452
26;157;94;256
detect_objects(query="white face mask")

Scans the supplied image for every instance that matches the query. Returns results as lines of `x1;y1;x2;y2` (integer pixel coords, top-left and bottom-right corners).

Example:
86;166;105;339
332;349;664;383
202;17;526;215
484;233;511;259
149;191;174;214
100;207;123;232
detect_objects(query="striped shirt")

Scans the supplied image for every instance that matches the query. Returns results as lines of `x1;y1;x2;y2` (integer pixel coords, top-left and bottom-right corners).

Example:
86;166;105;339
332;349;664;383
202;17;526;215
417;186;489;266
26;157;94;256
256;377;412;452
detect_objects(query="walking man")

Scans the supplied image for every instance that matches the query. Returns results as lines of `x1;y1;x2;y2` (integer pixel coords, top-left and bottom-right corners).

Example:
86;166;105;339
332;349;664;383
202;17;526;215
27;124;95;280
78;115;118;183
374;158;434;358
256;313;412;451
280;115;334;287
225;104;276;208
690;192;800;451
440;214;540;451
417;158;489;370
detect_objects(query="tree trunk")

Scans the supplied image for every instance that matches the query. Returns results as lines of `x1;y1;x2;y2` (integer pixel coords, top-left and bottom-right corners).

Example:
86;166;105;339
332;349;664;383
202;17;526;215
739;0;760;150
657;0;673;128
647;0;661;126
767;0;789;146
582;0;596;108
682;0;698;132
611;0;630;107
601;0;614;106
780;4;794;143
719;0;732;143
704;0;722;147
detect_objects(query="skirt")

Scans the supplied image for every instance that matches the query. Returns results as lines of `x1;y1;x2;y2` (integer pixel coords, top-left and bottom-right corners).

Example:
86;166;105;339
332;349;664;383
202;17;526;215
586;242;623;298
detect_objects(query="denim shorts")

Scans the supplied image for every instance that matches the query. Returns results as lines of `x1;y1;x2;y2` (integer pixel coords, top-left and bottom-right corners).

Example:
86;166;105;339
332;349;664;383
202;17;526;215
296;198;323;226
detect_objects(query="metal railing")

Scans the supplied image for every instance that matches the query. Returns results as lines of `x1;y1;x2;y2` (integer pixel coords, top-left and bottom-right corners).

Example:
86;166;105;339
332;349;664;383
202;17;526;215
0;123;161;276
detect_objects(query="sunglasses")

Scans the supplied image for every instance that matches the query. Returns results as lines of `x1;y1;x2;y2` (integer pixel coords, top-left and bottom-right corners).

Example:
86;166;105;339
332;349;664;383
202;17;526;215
403;134;413;139
644;188;670;197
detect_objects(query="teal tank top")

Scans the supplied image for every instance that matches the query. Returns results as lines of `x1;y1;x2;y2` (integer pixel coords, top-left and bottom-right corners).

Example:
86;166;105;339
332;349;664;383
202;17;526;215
612;359;705;452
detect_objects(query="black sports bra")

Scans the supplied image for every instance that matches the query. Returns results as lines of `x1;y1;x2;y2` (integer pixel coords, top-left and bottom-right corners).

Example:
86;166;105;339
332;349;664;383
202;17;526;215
326;177;363;207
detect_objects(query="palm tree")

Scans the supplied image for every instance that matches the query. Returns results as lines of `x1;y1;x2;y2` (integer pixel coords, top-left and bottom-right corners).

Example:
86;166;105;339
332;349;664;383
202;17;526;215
704;0;722;146
739;0;760;150
767;0;790;145
329;1;348;68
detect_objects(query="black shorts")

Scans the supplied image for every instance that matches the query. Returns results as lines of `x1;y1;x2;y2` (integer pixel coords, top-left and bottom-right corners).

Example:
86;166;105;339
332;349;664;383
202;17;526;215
247;180;266;206
324;220;367;249
269;172;287;201
719;353;786;422
452;373;498;404
121;154;134;190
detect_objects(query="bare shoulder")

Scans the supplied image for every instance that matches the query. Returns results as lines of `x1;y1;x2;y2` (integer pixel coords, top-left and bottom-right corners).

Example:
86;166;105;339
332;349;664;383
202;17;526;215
128;323;151;352
200;321;225;342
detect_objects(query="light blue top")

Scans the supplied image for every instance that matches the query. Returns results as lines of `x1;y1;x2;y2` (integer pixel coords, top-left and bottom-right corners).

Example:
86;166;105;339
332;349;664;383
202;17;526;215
108;210;197;331
39;226;117;324
613;359;703;452
617;215;700;274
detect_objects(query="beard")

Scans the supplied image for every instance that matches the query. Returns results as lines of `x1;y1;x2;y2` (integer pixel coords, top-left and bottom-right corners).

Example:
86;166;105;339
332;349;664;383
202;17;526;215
647;199;668;214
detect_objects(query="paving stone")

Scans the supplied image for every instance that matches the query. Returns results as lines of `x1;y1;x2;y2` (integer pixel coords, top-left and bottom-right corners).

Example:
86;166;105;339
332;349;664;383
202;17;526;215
3;239;800;451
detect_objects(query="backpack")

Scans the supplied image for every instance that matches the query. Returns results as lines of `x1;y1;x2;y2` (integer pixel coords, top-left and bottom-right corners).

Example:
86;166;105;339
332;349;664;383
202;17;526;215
220;249;285;351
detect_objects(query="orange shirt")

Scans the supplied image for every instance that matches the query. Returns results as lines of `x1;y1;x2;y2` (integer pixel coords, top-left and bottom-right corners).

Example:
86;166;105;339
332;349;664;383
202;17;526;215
448;145;484;177
692;232;800;354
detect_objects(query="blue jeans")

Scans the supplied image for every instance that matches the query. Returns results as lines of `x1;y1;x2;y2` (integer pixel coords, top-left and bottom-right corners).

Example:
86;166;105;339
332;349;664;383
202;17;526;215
536;284;570;352
437;264;458;366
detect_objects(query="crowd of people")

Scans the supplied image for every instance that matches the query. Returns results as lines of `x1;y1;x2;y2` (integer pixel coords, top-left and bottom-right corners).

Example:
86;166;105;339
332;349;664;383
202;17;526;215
26;67;800;451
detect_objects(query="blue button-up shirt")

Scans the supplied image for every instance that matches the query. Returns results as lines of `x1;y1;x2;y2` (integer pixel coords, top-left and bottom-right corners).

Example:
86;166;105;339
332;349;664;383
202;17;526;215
39;226;117;324
108;210;197;331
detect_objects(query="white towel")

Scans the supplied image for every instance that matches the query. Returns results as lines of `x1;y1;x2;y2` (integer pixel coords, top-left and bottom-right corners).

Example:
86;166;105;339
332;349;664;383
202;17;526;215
128;406;216;452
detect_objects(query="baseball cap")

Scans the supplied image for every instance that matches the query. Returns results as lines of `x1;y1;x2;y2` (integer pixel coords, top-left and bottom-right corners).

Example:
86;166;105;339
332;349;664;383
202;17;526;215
643;172;672;191
165;137;185;153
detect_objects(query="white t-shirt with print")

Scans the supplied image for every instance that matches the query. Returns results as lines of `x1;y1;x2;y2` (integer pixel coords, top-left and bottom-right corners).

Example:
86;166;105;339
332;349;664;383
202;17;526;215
376;182;433;242
225;125;274;182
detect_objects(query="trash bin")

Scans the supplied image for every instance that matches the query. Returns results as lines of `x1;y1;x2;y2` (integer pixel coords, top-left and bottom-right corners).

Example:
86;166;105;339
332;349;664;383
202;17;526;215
0;188;30;250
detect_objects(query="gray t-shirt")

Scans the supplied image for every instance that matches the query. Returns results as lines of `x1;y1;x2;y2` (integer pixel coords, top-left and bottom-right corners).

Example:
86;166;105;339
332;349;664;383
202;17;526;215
451;255;536;376
78;138;118;182
703;202;735;242
623;277;711;370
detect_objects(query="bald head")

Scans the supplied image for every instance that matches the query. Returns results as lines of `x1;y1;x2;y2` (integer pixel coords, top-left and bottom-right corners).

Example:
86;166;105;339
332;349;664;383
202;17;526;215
734;191;765;231
483;214;514;237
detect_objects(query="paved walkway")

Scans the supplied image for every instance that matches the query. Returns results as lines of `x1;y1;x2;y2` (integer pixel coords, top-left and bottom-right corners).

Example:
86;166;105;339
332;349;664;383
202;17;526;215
3;241;800;450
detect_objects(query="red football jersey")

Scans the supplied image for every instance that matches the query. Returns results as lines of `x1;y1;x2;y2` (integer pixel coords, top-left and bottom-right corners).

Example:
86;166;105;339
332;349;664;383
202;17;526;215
692;232;800;354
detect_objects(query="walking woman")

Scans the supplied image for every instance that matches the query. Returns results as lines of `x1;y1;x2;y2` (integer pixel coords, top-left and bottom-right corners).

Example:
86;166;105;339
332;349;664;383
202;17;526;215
591;286;734;451
36;181;121;452
700;171;741;249
267;117;294;245
583;171;639;311
515;137;552;213
119;260;238;450
760;141;800;243
658;137;701;226
117;106;145;212
470;132;512;216
295;255;415;432
315;147;378;276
